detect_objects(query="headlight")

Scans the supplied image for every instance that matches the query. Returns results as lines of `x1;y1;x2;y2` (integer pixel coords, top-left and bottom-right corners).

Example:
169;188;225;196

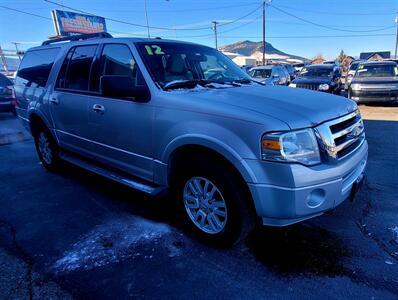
350;83;361;91
289;83;296;88
318;83;329;91
261;129;321;166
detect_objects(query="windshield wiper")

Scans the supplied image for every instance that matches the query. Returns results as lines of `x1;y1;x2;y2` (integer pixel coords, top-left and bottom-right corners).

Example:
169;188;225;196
232;78;265;85
163;79;211;90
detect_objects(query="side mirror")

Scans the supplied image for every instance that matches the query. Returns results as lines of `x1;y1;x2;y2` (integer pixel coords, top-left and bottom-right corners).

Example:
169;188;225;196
100;75;150;103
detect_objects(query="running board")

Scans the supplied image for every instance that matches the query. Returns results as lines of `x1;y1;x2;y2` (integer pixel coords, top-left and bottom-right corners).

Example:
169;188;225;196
59;151;167;196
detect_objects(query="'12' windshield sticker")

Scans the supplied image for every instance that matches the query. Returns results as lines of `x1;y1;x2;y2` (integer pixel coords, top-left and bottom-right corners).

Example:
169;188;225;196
145;45;165;55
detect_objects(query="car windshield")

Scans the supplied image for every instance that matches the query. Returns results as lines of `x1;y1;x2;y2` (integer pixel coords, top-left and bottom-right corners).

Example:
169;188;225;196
356;64;398;77
249;68;272;78
136;42;251;89
298;67;333;78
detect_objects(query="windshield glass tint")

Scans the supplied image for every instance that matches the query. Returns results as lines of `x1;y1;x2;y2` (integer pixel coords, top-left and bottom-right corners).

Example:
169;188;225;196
298;67;333;78
250;69;272;78
356;64;398;77
136;42;250;87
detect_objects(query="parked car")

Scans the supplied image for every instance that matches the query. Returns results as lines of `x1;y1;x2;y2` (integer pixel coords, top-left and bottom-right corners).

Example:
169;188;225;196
249;65;290;85
348;60;398;103
282;63;297;81
345;60;363;90
15;33;367;246
240;65;254;74
293;62;305;72
289;64;342;94
0;73;16;115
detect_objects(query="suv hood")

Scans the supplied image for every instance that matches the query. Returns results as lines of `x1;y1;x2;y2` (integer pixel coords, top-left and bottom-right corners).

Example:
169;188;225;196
352;77;398;84
174;85;356;129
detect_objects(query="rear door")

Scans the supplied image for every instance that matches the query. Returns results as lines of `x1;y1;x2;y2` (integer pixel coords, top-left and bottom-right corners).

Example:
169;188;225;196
50;44;99;155
86;43;154;181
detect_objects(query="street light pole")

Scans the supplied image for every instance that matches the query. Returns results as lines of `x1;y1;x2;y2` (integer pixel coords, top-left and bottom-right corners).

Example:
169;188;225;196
11;42;22;62
395;16;398;59
212;21;219;50
144;0;150;38
262;0;266;66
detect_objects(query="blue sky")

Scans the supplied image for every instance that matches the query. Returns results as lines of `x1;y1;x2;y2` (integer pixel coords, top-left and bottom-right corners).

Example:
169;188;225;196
0;0;397;59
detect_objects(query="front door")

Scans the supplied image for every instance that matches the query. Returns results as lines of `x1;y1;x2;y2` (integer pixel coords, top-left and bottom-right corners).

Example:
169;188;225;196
87;43;154;181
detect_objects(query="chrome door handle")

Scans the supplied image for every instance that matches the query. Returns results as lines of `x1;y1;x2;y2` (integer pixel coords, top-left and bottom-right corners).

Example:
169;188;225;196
50;98;59;104
93;104;105;114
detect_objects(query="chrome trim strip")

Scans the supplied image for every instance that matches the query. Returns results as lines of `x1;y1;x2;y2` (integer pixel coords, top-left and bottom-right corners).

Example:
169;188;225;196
315;110;364;160
332;118;363;139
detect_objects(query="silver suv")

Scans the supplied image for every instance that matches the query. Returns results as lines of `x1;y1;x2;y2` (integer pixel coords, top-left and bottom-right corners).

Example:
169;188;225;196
15;33;368;246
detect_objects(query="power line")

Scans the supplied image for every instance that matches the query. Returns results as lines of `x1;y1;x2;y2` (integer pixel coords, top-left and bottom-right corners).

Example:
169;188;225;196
212;33;396;40
216;3;262;27
0;5;52;20
269;4;396;33
44;0;212;31
272;4;396;16
43;0;261;32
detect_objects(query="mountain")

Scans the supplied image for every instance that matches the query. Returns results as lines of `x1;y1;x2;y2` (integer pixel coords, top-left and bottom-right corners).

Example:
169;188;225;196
220;40;307;61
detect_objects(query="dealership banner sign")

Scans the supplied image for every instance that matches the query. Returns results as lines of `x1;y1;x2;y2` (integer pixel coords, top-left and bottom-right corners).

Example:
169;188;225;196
51;10;107;36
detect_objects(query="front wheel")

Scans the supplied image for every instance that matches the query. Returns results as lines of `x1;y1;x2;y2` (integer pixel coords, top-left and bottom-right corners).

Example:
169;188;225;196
33;126;60;171
174;157;255;247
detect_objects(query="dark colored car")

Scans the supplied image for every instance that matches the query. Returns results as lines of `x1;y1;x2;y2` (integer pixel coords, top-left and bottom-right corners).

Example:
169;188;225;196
0;73;16;114
348;61;398;103
289;64;342;94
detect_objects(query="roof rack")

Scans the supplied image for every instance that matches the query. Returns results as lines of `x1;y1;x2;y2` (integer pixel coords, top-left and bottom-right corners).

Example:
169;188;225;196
42;32;113;46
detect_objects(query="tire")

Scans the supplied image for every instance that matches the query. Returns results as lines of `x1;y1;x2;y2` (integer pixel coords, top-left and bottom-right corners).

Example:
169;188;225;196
173;156;255;247
33;125;60;171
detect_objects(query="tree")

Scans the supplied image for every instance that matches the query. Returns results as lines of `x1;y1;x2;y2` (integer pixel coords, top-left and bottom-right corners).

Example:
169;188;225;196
311;53;325;64
338;50;347;64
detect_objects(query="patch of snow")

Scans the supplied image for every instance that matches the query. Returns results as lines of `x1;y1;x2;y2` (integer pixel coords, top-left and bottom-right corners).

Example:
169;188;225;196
52;215;180;273
391;226;398;244
385;260;394;265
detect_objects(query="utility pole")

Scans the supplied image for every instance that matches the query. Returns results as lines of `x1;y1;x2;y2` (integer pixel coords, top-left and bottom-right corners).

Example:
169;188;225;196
212;21;219;50
144;0;150;38
395;15;398;59
11;42;22;62
262;0;266;65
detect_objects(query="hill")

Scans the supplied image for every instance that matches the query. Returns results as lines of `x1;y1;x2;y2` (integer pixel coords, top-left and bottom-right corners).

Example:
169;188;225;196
220;40;307;61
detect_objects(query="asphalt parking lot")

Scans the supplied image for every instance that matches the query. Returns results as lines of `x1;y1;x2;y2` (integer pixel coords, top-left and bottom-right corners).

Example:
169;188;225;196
0;104;397;299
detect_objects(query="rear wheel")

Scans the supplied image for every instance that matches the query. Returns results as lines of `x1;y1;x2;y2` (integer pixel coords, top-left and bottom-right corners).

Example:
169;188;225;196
173;156;255;247
33;126;60;171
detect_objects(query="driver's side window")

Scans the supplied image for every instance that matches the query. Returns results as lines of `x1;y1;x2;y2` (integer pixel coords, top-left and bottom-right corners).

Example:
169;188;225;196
96;44;145;91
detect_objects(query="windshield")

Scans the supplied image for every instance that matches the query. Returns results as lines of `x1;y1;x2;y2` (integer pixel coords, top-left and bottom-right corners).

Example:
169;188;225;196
249;68;272;78
356;64;398;78
298;67;333;78
136;42;251;89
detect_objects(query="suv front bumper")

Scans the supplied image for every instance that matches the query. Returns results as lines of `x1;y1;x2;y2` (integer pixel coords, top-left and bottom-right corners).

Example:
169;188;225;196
246;140;368;226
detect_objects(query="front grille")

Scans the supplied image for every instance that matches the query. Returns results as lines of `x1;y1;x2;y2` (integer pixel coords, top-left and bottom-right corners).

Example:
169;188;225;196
315;110;365;161
297;83;319;91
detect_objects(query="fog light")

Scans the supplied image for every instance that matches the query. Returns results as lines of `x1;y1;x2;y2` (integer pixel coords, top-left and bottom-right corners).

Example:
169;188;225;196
306;189;326;208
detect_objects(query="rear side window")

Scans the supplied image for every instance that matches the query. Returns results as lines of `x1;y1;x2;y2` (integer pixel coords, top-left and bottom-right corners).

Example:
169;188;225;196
15;48;59;87
57;45;97;91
